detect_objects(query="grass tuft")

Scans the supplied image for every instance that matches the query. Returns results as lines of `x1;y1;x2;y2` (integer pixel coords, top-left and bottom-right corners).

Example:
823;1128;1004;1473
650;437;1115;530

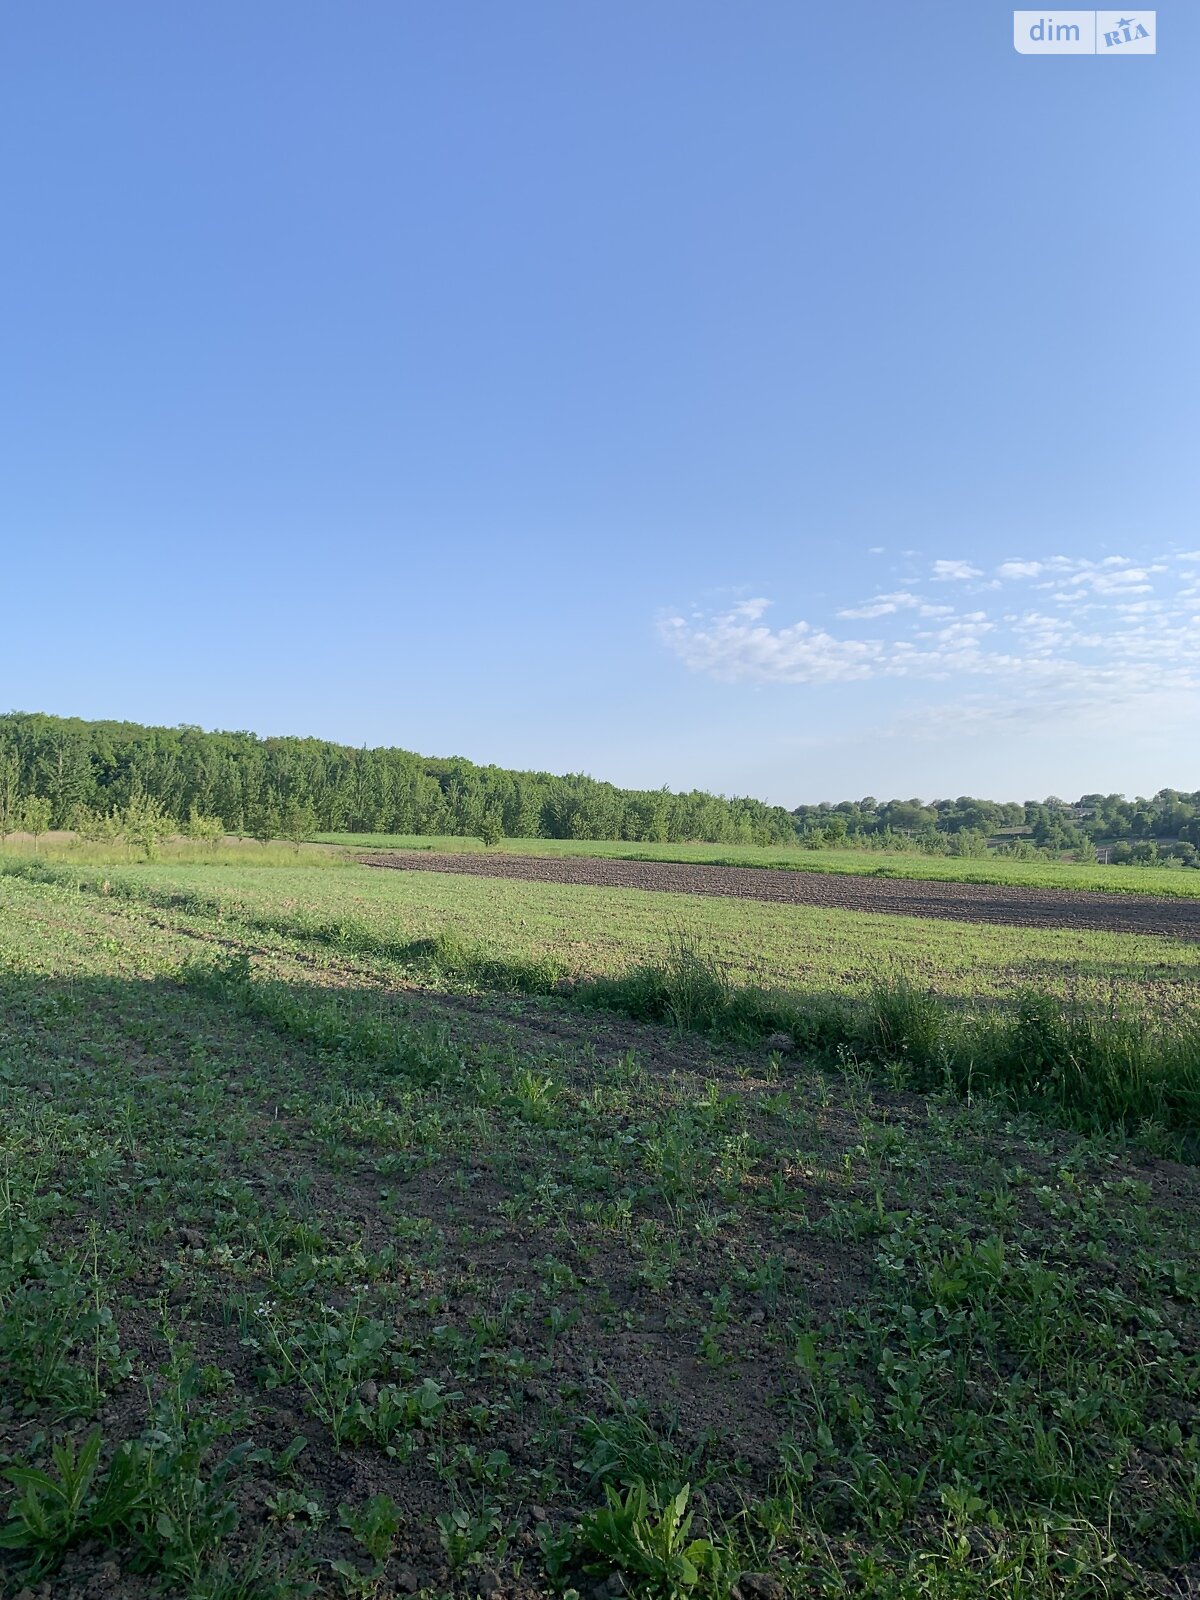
861;976;948;1075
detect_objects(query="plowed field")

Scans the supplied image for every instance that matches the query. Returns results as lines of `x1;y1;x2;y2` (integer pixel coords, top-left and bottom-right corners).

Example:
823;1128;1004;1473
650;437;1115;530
360;849;1200;939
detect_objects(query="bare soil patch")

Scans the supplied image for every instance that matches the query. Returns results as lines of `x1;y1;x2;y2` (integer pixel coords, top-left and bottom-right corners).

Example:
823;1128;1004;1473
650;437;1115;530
361;850;1200;939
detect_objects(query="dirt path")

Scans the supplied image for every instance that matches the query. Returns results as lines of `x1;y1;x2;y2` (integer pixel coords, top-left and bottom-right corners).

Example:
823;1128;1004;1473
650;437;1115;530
360;850;1200;940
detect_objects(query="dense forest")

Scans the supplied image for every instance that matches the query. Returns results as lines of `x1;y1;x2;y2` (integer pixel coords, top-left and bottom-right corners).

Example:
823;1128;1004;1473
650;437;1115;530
1;712;1198;859
0;712;799;845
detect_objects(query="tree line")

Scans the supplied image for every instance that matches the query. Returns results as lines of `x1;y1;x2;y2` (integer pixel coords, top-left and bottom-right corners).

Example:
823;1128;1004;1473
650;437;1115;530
0;712;799;845
792;793;1200;864
2;712;1196;859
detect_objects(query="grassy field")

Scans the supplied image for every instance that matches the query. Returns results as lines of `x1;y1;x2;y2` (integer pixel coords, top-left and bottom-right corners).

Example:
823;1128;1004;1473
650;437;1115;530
0;834;345;868
317;833;1200;899
7;852;1200;1006
7;831;1200;898
1;854;1197;1597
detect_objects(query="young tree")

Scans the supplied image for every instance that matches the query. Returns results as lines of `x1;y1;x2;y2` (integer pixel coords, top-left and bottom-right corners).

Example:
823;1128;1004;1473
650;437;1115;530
122;790;174;861
21;795;52;852
949;829;990;859
282;798;317;854
478;810;504;848
248;800;281;848
184;808;225;849
1002;839;1039;861
72;803;125;846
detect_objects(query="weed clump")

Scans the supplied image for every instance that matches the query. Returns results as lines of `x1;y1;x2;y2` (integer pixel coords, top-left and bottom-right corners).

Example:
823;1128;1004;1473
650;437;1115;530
581;940;1200;1150
860;976;947;1077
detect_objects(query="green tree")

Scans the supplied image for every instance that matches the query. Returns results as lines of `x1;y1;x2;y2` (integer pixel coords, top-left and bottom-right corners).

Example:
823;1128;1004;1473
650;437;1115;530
72;804;125;846
21;795;52;852
1001;839;1039;861
183;808;224;849
0;744;21;843
948;829;989;859
248;799;281;847
282;798;317;854
36;727;93;827
122;790;174;861
478;809;504;848
11;709;1198;858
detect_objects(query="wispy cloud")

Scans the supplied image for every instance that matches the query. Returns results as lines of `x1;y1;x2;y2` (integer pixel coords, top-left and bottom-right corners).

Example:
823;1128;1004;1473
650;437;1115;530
658;609;882;684
836;591;955;621
837;590;916;620
659;551;1200;733
996;559;1044;579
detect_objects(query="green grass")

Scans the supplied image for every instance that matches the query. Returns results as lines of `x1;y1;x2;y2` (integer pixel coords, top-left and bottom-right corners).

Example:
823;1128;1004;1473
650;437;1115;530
4;852;1199;1145
0;866;1196;1597
0;835;343;868
577;953;1200;1149
318;831;1200;898
13;828;1200;897
7;851;1200;1005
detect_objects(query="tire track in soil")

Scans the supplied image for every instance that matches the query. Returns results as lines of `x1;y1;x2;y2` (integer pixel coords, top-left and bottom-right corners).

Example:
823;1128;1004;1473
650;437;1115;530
359;851;1200;940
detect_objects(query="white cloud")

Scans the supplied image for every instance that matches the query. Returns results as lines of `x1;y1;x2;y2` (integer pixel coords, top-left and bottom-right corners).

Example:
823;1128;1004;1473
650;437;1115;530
660;547;1200;735
728;597;771;620
1068;565;1153;594
837;590;920;620
996;560;1044;579
658;605;881;685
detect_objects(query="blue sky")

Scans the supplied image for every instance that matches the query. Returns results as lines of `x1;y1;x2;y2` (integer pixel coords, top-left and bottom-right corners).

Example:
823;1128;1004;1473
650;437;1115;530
1;3;1195;805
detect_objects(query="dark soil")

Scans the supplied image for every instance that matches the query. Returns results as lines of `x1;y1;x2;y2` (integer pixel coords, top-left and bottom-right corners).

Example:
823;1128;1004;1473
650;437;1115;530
360;851;1200;940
